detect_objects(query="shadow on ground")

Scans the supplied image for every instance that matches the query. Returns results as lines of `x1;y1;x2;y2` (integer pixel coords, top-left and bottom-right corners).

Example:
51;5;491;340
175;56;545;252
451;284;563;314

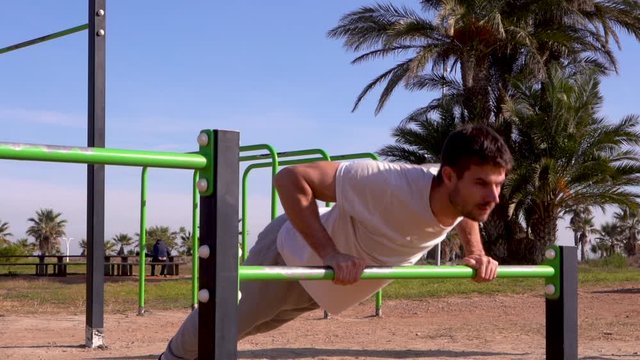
238;347;529;359
591;288;640;294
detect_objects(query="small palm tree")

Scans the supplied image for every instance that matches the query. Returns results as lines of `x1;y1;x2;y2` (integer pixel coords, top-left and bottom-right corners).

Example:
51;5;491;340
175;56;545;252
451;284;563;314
590;239;609;259
565;206;595;262
0;220;12;246
14;237;37;255
613;206;640;257
594;222;622;257
104;240;117;255
178;226;193;256
79;238;87;256
141;226;178;254
112;233;134;256
26;208;67;255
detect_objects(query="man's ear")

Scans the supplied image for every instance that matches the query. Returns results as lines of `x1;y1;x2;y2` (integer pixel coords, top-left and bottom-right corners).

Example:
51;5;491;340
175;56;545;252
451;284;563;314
441;166;457;186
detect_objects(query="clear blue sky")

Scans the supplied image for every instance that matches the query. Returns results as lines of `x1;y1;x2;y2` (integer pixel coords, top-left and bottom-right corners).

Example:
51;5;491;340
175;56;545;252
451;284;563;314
1;1;638;254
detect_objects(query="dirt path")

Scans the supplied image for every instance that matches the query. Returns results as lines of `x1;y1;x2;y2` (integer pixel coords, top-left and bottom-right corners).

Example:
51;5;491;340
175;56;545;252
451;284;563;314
0;285;638;359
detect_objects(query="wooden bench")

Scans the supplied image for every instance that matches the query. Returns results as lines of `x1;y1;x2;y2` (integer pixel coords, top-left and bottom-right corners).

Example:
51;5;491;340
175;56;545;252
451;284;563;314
0;256;69;276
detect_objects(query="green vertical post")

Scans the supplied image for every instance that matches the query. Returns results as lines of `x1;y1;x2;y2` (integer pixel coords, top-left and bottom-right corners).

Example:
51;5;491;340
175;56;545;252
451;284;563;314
239;144;278;261
137;167;148;315
375;289;383;316
191;170;200;309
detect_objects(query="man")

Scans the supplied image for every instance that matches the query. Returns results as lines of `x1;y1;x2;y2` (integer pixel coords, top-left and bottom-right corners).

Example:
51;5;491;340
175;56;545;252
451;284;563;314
151;239;170;277
160;124;513;359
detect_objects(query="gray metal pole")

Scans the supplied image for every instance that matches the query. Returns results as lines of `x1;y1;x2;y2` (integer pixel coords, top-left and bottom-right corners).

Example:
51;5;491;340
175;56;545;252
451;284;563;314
197;130;240;359
85;0;106;348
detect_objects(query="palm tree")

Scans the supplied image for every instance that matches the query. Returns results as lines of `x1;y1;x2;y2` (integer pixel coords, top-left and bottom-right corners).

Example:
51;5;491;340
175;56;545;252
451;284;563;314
328;2;512;122
104;240;117;256
178;226;193;256
140;226;179;255
0;220;12;246
112;233;134;256
613;206;640;257
15;237;37;255
566;206;595;261
594;221;621;257
329;1;640;121
79;238;87;256
26;208;67;255
504;65;640;262
589;239;609;259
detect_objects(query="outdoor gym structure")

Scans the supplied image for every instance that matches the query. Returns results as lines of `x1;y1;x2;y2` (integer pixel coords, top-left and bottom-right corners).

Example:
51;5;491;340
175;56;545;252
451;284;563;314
0;1;578;359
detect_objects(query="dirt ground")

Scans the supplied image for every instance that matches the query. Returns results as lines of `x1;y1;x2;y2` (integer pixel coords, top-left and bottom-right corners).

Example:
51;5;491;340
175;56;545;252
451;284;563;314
0;284;638;360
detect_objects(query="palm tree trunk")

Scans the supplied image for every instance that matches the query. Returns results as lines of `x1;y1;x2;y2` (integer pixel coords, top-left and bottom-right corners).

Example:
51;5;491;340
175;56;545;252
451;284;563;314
529;207;558;263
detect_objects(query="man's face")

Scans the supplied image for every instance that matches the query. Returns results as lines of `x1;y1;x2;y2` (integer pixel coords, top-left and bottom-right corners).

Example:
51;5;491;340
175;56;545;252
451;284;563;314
446;164;506;222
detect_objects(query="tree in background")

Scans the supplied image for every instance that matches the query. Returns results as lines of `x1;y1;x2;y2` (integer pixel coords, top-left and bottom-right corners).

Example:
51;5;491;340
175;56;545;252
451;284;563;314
505;66;640;262
0;220;12;246
139;226;179;255
566;206;595;262
613;206;640;257
14;237;37;255
79;238;87;256
112;233;134;256
178;226;193;256
26;208;67;255
104;239;117;256
330;1;640;264
594;221;623;257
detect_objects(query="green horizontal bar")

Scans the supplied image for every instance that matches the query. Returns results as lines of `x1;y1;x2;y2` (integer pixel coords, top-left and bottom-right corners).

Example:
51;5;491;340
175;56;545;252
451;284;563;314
240;148;329;162
239;265;555;281
0;24;88;55
0;142;206;170
331;152;380;161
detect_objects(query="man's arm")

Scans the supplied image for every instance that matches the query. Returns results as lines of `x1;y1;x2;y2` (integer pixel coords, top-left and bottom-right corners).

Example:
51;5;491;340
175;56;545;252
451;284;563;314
456;218;498;282
274;161;366;285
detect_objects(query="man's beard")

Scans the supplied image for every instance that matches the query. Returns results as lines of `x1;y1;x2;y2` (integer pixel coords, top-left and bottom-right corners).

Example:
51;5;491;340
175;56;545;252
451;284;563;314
448;186;493;222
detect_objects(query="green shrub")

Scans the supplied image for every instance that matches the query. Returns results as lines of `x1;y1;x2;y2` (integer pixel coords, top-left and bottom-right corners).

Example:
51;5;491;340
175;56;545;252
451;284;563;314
0;243;29;262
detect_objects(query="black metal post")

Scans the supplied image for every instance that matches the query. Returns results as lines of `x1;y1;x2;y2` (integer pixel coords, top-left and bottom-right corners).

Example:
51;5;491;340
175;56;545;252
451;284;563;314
86;0;106;348
546;245;578;359
198;130;239;359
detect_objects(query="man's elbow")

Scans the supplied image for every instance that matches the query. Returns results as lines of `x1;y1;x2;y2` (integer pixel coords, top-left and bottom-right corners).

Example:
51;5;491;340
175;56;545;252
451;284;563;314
274;166;297;193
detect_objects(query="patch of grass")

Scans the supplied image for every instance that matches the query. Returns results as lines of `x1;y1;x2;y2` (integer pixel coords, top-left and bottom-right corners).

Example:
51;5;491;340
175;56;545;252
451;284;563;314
382;278;544;300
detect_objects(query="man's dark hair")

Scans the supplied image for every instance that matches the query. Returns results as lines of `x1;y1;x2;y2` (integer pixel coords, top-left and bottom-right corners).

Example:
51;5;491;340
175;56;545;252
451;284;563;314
436;124;513;181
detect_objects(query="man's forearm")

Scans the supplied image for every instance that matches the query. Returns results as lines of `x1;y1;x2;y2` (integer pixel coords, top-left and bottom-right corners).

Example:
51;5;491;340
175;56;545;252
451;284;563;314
457;218;485;256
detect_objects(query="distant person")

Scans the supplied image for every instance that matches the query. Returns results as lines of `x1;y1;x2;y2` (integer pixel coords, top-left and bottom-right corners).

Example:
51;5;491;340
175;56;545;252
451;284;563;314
151;239;169;277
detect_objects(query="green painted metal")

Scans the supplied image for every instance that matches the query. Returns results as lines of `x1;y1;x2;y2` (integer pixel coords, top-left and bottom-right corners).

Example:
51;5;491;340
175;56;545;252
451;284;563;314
0;142;206;169
331;152;380;161
375;289;383;316
0;24;88;55
240;144;279;219
544;245;561;300
197;131;215;196
239;265;555;281
191;170;200;309
138;167;148;315
240;147;332;261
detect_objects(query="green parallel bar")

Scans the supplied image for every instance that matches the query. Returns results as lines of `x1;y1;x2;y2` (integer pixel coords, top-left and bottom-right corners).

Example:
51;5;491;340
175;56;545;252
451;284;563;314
0;142;206;169
0;24;88;55
239;265;555;281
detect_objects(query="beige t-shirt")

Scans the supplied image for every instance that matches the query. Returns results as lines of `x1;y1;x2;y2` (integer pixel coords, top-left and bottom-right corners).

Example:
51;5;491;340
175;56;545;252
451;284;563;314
276;160;461;314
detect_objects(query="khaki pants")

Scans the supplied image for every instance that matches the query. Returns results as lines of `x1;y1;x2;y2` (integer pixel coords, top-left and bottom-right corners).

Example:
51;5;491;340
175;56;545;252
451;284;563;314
161;215;319;360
